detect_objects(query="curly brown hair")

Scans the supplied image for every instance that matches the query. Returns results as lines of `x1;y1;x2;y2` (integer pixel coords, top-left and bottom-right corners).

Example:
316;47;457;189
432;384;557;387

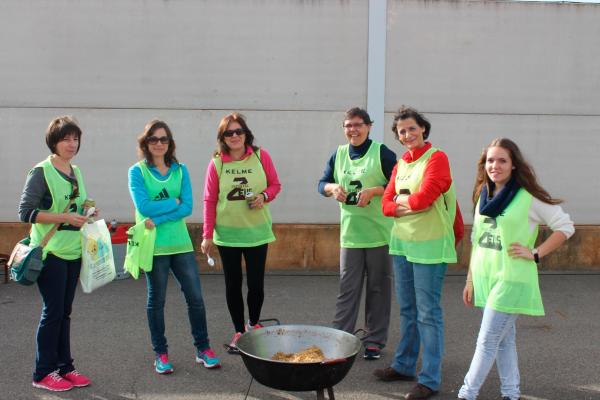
472;138;561;207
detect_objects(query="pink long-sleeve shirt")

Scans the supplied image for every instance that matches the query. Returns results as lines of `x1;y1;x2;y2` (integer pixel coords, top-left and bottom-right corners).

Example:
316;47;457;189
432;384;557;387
203;146;281;239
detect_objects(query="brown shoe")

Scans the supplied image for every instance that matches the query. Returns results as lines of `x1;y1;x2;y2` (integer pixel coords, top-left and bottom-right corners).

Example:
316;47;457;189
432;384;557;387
373;367;416;382
405;383;437;399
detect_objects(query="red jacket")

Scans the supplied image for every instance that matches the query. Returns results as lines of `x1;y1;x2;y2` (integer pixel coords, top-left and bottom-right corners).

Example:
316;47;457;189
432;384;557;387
382;142;464;246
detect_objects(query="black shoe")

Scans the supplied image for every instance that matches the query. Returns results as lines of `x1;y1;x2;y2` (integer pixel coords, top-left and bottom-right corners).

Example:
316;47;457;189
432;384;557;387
405;383;437;399
373;367;415;382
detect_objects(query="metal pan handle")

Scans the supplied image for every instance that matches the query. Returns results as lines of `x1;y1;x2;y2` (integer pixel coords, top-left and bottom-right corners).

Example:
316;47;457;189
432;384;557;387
258;318;281;326
353;328;367;340
321;357;347;365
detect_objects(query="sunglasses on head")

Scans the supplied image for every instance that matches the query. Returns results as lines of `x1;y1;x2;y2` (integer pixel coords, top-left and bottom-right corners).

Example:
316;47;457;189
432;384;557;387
223;128;246;138
146;136;170;145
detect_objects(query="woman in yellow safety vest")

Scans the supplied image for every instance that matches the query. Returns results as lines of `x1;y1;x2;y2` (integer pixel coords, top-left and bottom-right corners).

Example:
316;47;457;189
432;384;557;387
457;138;574;400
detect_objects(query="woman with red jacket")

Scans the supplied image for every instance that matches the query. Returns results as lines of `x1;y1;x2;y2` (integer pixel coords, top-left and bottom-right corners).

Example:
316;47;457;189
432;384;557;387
374;106;464;400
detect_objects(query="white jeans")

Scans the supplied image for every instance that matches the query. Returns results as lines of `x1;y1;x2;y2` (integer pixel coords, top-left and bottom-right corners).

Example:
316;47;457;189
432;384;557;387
458;307;520;400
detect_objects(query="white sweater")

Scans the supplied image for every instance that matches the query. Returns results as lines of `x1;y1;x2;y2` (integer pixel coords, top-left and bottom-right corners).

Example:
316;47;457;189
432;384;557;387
471;197;575;243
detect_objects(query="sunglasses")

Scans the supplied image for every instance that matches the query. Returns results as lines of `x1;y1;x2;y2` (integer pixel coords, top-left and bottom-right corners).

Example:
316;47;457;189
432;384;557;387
146;136;170;145
223;128;246;138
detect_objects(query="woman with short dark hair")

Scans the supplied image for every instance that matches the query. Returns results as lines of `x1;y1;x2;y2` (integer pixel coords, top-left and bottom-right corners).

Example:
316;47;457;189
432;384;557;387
19;116;93;392
318;107;397;360
375;106;464;400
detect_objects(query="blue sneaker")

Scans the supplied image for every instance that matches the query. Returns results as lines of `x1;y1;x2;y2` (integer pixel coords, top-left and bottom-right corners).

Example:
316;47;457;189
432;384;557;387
196;348;221;369
154;353;174;374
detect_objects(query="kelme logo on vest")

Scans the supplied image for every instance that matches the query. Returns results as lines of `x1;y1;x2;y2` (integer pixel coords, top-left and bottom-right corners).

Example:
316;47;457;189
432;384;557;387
154;188;170;200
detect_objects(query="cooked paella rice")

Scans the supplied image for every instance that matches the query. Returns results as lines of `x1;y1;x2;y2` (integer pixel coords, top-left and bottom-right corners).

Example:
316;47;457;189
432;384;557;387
271;345;325;362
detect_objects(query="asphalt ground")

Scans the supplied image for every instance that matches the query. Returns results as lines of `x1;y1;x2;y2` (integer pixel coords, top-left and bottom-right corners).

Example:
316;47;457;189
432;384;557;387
1;272;599;400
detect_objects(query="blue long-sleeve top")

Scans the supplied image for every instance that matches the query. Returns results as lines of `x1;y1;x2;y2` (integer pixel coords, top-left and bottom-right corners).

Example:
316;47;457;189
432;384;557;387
128;161;193;226
318;138;397;195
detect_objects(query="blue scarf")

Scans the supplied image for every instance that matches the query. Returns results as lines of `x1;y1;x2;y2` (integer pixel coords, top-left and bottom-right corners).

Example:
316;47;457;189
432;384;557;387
479;177;521;218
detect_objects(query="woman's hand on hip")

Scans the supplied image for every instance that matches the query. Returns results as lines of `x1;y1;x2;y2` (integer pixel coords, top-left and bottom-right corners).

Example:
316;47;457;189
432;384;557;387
201;238;213;256
508;242;534;260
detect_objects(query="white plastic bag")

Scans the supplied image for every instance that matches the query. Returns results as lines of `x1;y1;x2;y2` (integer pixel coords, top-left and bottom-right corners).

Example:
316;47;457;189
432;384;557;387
80;219;116;293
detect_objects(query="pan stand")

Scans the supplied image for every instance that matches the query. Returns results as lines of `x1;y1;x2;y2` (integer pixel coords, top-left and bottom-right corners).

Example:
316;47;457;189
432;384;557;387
316;387;335;400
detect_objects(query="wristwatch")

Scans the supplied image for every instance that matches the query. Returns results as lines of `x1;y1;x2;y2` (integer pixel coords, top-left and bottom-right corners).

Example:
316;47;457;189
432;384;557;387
532;248;540;264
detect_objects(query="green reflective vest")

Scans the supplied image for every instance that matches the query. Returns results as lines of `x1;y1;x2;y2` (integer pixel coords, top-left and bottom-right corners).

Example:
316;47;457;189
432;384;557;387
389;147;457;264
124;219;156;279
30;156;87;260
333;141;392;248
471;189;544;316
213;150;275;247
135;161;194;255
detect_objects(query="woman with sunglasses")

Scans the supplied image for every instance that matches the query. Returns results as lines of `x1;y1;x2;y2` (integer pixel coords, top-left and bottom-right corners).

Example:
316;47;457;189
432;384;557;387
128;119;220;375
201;113;281;352
457;138;574;400
318;107;397;360
374;106;464;400
18;116;93;392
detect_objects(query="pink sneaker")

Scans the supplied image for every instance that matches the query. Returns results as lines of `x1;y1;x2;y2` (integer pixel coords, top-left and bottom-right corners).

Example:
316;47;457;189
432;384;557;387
245;320;264;331
230;332;242;347
62;370;91;387
32;371;74;392
226;332;243;354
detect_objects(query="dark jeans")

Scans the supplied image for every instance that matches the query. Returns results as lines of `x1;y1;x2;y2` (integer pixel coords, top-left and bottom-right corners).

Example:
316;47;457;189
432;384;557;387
217;244;268;333
145;252;209;354
34;253;81;382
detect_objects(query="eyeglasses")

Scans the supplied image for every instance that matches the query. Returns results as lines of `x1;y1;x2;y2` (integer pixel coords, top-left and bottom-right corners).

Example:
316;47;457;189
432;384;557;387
223;129;246;138
343;122;366;130
146;136;170;145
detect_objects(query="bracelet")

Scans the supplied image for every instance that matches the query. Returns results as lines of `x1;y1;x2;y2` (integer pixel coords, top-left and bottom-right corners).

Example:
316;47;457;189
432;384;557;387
261;191;269;201
532;248;540;264
393;194;399;203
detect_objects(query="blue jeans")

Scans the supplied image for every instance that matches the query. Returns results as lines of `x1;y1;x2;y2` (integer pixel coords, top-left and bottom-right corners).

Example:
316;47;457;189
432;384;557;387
145;252;209;354
391;255;447;391
458;307;520;400
34;254;81;381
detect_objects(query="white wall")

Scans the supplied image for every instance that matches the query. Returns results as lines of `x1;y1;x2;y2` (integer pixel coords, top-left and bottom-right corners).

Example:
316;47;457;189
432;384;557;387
1;0;599;224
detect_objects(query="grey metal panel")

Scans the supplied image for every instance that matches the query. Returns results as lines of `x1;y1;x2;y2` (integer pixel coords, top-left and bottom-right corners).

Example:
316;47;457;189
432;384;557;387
0;0;368;110
1;108;346;224
385;0;600;115
384;111;600;224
